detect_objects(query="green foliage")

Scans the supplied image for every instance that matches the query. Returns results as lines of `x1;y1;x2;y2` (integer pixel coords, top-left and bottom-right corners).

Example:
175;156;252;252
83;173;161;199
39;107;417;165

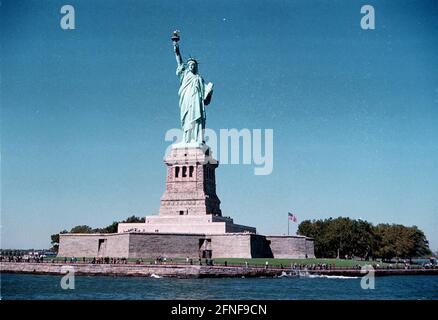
50;230;68;252
123;215;145;224
50;233;60;246
212;258;389;267
98;221;119;234
373;224;431;260
70;225;94;233
51;216;145;247
298;217;431;260
95;215;145;233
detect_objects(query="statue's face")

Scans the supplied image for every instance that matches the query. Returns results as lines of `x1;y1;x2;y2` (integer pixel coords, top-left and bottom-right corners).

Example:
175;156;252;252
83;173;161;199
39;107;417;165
188;61;198;74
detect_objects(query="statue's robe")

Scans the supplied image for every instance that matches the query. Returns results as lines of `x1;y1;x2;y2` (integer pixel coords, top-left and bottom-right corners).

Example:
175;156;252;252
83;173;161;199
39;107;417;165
176;64;207;144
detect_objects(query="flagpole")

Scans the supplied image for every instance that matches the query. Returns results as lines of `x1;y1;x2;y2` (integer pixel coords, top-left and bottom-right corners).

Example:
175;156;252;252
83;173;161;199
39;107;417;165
288;215;290;236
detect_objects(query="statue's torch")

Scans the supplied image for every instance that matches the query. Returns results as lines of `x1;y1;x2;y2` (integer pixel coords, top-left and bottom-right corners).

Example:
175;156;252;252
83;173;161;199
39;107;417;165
171;30;180;45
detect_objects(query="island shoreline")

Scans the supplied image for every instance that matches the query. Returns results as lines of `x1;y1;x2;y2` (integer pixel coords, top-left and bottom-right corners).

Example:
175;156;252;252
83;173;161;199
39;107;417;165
2;262;437;278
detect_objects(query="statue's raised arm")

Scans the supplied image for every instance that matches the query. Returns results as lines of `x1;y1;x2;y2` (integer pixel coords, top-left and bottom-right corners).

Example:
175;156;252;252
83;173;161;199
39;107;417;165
172;30;183;67
174;43;183;67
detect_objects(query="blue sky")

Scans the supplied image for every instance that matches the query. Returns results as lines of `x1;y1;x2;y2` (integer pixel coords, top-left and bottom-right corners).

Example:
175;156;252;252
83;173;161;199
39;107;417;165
1;0;437;250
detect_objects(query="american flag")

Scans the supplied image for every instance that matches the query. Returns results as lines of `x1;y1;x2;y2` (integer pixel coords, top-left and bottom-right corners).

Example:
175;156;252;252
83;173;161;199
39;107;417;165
288;212;297;222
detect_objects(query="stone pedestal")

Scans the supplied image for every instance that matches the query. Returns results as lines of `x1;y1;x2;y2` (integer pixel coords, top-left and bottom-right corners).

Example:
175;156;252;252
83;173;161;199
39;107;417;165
117;144;256;235
159;146;222;216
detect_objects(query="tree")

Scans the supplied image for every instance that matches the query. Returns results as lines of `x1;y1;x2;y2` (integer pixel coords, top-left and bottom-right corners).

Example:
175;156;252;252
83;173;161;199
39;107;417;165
405;226;431;259
298;218;430;260
298;218;337;258
98;221;119;234
97;216;145;233
50;230;68;252
50;234;60;251
51;216;146;245
70;225;94;233
123;215;145;224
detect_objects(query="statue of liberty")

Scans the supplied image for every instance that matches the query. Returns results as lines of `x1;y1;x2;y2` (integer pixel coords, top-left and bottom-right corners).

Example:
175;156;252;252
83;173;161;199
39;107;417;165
172;31;213;146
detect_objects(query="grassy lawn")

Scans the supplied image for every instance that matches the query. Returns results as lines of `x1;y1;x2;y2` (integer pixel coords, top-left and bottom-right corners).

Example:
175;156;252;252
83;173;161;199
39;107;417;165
49;256;389;267
211;258;388;267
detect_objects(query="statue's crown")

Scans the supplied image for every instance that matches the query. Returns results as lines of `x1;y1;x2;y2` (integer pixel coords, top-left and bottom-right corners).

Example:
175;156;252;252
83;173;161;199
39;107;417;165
187;57;198;64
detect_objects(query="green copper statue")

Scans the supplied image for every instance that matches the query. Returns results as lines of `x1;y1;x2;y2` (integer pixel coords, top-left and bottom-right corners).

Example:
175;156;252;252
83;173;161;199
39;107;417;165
172;30;213;146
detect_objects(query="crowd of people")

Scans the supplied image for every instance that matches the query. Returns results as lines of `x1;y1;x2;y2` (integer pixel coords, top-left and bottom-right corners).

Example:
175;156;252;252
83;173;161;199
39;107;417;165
1;255;45;263
62;257;129;264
